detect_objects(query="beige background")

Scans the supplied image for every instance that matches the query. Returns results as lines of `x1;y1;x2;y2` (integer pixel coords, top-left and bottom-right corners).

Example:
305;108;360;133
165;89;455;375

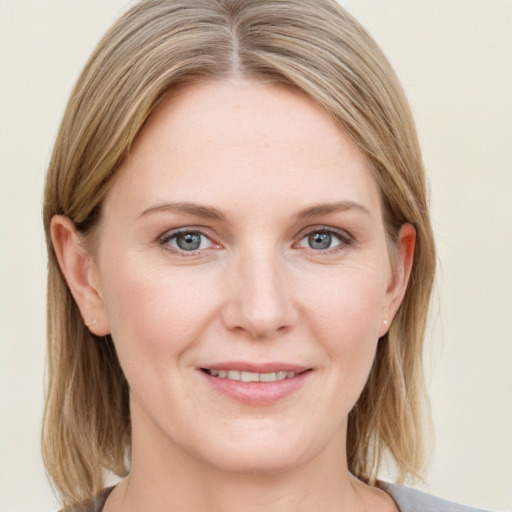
0;1;510;511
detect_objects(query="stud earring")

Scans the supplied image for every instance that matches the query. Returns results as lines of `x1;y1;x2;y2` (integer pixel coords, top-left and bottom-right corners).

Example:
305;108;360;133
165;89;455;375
85;319;97;327
383;319;388;325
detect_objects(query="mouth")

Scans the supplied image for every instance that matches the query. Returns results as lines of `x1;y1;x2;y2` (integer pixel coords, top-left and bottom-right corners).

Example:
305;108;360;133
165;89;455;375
199;364;312;404
201;368;305;382
198;361;314;406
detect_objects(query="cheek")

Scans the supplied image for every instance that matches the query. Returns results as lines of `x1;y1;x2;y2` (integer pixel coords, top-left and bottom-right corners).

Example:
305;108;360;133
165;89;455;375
98;255;219;366
298;265;387;399
299;262;388;339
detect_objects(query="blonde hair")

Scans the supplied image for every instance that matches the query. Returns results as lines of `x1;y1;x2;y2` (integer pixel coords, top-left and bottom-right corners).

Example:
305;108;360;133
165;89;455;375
42;0;436;506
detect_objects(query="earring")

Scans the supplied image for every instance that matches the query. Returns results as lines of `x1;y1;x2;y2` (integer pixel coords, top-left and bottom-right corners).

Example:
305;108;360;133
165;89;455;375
85;319;97;327
383;319;388;325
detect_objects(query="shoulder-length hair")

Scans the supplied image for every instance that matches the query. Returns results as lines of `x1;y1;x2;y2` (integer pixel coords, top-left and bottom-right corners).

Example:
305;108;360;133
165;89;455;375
42;0;436;506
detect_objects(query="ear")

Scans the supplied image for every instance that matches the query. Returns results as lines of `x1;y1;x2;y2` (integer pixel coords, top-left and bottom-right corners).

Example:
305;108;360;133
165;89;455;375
50;215;110;336
378;223;416;337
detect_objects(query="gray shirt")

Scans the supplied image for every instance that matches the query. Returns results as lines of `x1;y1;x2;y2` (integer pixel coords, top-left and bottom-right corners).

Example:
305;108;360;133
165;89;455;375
69;483;490;511
380;482;490;512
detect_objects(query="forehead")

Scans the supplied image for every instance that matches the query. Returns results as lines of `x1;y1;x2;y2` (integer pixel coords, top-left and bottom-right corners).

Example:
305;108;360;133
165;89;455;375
133;80;362;167
105;80;382;220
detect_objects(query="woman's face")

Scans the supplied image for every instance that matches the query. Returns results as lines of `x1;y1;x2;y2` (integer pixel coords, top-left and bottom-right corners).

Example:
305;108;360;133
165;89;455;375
86;81;412;474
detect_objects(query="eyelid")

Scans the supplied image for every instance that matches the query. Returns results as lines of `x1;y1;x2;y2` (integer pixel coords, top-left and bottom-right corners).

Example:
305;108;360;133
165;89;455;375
294;225;353;251
158;226;221;255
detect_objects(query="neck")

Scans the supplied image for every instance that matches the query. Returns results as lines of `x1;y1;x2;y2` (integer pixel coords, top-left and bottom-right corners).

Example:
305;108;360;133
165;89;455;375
112;415;364;512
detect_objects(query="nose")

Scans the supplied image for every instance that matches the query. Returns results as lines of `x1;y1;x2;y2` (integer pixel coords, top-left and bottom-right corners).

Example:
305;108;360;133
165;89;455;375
221;248;298;339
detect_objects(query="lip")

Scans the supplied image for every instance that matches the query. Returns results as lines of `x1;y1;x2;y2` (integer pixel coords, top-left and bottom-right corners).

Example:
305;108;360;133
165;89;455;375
200;361;310;373
198;361;312;405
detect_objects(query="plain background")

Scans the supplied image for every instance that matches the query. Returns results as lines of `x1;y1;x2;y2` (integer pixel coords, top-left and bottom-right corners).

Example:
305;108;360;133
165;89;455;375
0;1;510;511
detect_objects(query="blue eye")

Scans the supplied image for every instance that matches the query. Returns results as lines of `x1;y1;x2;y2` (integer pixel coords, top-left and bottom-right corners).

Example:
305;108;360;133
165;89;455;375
298;229;350;251
162;230;213;252
308;232;334;250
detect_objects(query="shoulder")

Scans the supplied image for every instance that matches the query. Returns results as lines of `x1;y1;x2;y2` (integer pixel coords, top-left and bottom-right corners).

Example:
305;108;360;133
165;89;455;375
379;482;492;512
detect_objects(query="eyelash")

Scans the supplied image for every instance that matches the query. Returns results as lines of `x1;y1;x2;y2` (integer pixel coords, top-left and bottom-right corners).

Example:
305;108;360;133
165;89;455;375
295;226;353;254
158;226;353;256
159;227;218;255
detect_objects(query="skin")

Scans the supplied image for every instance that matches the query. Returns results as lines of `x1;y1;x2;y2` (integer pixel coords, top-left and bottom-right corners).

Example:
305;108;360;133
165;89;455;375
52;80;414;512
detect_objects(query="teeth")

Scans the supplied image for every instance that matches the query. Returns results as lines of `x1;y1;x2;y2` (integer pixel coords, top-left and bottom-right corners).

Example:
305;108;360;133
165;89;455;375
241;371;259;382
206;369;298;382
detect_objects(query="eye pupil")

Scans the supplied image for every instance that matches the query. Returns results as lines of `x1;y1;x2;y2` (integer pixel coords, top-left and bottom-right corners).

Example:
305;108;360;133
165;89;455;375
308;232;331;250
176;232;202;251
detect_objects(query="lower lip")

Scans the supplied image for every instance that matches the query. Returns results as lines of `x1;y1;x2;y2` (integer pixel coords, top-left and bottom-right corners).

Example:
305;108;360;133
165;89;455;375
200;370;311;405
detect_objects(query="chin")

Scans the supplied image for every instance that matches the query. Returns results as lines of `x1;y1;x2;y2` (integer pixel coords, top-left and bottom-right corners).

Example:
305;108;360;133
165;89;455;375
205;447;307;476
186;423;333;477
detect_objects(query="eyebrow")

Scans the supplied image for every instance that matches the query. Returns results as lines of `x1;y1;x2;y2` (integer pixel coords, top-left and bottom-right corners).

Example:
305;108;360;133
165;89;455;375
138;200;370;221
296;201;371;219
138;202;226;221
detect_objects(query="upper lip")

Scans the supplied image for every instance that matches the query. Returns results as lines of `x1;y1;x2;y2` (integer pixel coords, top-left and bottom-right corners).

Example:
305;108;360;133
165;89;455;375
199;361;311;373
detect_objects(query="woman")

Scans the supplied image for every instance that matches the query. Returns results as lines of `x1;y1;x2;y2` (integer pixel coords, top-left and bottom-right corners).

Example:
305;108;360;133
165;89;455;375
42;1;487;511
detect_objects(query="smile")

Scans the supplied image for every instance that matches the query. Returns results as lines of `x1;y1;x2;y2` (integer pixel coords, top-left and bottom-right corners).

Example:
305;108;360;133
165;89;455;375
203;369;299;382
199;363;312;404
